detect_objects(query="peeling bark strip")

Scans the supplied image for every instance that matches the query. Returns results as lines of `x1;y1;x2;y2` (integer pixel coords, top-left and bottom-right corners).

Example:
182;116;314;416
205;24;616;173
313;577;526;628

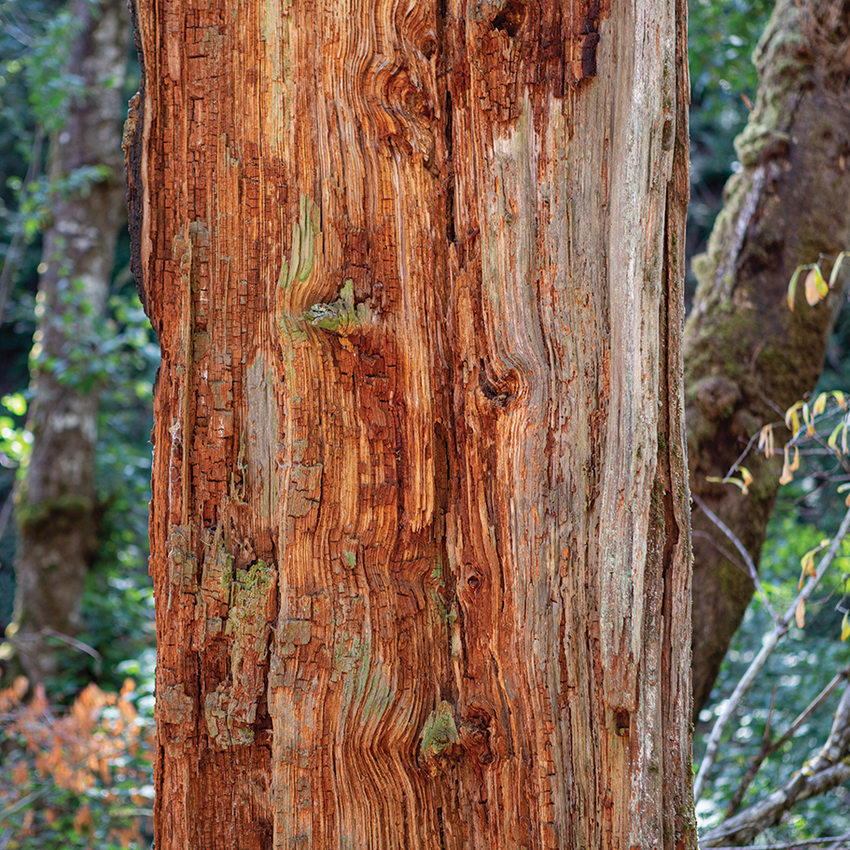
128;0;694;847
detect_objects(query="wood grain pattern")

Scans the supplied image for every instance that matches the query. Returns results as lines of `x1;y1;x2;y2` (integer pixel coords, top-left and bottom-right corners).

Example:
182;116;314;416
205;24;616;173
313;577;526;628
128;0;695;846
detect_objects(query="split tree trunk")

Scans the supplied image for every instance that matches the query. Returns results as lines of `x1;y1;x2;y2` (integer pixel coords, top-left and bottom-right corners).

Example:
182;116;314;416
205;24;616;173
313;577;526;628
129;0;695;846
686;0;850;717
7;0;129;685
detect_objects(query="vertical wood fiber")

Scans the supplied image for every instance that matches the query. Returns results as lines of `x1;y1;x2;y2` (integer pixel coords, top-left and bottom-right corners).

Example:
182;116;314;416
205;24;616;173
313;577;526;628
128;0;694;846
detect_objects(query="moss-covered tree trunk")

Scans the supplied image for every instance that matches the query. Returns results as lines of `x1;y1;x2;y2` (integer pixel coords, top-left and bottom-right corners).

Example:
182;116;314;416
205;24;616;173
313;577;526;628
686;0;850;717
5;0;129;685
129;0;695;846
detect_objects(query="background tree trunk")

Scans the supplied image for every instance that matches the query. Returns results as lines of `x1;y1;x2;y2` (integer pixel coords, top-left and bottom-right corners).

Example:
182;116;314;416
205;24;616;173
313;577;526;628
686;0;850;718
129;0;695;846
6;0;129;685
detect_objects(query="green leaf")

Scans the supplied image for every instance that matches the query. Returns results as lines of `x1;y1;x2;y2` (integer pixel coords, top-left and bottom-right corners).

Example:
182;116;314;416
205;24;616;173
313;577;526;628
828;251;850;289
785;400;803;434
827;422;844;453
804;265;828;306
2;393;27;416
787;265;807;311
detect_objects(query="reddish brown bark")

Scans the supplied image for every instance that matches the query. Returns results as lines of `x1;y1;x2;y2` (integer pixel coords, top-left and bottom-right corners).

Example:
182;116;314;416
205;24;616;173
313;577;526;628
129;0;695;846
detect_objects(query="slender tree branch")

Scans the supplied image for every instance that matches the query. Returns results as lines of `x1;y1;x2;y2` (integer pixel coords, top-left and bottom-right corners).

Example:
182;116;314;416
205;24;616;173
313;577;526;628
707;832;850;849
817;684;850;767
701;760;850;846
724;427;764;480
725;666;850;817
702;684;850;845
693;492;780;622
0;130;43;326
40;628;102;671
694;503;850;801
693;529;757;582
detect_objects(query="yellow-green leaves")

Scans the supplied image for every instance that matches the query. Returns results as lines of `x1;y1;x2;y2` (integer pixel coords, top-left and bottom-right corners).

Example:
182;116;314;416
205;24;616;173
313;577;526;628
757;424;774;459
787;251;850;311
779;445;799;485
707;466;754;494
778;392;850;484
804;266;828;306
827;421;848;455
784;400;805;436
842;612;850;642
797;539;829;589
709;387;850;495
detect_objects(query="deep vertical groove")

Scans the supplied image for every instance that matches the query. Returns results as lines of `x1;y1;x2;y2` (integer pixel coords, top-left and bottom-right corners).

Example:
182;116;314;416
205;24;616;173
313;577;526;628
445;88;455;244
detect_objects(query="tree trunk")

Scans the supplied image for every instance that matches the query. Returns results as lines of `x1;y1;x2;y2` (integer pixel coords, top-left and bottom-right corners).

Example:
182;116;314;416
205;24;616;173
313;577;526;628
6;0;129;685
686;0;850;718
128;0;695;846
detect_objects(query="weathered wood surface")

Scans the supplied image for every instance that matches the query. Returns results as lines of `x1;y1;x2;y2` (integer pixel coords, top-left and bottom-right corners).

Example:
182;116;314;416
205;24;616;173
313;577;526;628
128;0;694;846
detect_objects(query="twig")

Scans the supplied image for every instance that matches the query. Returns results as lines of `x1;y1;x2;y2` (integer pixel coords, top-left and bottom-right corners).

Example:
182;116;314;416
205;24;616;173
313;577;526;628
693;492;779;622
701;761;850;846
725;665;850;817
722;686;778;817
41;629;102;674
694;503;850;801
0;130;43;327
707;832;850;849
693;529;756;581
725;428;764;480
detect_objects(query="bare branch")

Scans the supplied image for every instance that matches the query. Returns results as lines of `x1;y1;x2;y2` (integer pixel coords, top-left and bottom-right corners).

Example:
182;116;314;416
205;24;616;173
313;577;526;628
707;832;850;849
701;760;850;846
725;666;850;817
693;492;780;622
817;684;850;767
694;504;850;801
702;684;850;846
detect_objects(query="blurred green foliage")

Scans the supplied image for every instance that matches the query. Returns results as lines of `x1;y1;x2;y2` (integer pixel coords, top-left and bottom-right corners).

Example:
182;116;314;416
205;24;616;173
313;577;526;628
0;3;155;846
687;0;772;286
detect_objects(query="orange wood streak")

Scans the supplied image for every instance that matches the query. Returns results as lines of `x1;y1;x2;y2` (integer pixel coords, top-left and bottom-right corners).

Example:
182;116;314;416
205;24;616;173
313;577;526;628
131;0;695;846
